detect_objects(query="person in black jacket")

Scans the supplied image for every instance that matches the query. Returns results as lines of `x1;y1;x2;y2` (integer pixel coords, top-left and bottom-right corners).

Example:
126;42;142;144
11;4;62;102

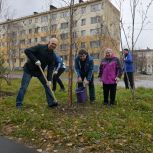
16;38;59;108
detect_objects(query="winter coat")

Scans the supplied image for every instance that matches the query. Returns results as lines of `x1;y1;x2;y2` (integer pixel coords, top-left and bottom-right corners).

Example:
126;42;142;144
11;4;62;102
54;54;66;71
24;44;56;81
98;57;122;84
123;52;134;72
75;55;94;81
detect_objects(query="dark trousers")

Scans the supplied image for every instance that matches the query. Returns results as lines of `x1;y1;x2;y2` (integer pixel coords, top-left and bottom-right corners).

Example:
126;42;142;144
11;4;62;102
78;75;95;101
52;68;65;91
124;72;134;89
16;71;55;107
103;83;117;105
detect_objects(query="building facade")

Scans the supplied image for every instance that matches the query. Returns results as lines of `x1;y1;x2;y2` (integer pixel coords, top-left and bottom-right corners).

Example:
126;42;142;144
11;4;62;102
133;49;153;75
0;0;120;70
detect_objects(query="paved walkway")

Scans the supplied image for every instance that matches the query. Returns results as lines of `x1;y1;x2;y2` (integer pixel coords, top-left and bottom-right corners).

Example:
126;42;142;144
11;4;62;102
9;73;153;88
0;137;38;153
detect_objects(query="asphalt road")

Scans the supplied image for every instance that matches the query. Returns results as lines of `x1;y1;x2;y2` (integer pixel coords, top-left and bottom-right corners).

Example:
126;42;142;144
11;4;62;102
0;137;38;153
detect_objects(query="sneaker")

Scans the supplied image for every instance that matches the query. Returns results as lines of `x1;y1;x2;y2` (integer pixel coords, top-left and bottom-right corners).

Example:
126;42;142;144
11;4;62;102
49;102;58;108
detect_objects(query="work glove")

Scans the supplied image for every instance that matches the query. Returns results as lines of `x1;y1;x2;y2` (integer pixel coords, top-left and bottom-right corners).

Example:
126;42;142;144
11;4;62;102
35;60;41;66
48;81;51;85
53;70;58;75
77;77;82;83
115;77;120;83
47;81;52;87
84;79;89;86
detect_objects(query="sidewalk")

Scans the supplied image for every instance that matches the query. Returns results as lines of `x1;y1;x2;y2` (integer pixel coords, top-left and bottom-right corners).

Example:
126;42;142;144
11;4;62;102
0;137;38;153
8;73;153;88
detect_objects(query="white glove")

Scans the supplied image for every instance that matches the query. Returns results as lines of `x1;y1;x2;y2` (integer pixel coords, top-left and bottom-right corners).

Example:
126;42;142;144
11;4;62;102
53;70;58;75
84;79;89;85
48;81;52;85
77;77;82;83
115;77;120;83
47;81;51;87
35;60;41;66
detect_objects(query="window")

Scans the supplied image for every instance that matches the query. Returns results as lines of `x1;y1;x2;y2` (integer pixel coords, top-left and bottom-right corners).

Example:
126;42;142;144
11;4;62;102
90;40;100;48
91;3;101;12
28;39;31;44
90;28;101;35
60;44;68;51
41;36;47;42
90;53;99;59
20;39;25;45
91;16;101;24
41;15;48;22
81;30;86;36
34;27;40;33
72;43;77;50
73;20;77;27
20;30;26;36
13;58;16;63
63;55;68;60
29;29;32;34
60;11;69;18
72;32;77;38
81;19;86;26
12;32;17;37
81;42;86;48
51;24;57;31
50;13;57;20
80;7;86;14
61;22;69;29
35;18;38;23
34;38;38;43
60;33;68;40
29;19;32;24
51;35;56;38
41;26;48;32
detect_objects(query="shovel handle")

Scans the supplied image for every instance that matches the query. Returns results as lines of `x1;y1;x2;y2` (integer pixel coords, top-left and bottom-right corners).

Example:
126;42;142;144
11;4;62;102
38;65;57;102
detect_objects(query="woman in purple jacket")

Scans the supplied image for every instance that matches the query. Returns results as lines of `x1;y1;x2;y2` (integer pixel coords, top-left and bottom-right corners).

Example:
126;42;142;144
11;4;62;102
98;48;122;105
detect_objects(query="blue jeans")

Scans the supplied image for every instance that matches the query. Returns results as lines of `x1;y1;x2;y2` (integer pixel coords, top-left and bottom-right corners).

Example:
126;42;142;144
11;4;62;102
16;71;55;107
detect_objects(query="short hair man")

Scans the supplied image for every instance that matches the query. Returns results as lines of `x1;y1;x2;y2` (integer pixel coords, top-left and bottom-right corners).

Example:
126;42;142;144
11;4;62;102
16;38;59;108
74;49;95;103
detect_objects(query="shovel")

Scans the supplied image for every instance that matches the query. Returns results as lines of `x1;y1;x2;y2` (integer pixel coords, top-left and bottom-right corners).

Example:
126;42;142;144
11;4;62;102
38;65;57;102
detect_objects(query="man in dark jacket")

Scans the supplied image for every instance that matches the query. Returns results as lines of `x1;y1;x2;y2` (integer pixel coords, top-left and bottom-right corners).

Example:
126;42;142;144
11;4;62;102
52;55;66;92
123;48;134;89
16;38;59;108
75;49;95;103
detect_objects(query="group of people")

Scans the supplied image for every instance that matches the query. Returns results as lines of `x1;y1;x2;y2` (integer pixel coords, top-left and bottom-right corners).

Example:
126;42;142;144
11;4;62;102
16;38;134;108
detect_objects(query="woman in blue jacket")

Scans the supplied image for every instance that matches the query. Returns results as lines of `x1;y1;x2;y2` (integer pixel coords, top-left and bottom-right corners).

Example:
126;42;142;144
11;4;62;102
123;48;134;89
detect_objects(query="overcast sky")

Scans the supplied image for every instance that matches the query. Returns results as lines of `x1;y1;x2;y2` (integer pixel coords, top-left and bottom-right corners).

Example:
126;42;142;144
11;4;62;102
1;0;153;49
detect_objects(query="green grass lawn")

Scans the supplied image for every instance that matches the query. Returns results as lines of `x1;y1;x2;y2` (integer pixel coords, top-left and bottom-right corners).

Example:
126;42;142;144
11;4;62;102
0;78;153;153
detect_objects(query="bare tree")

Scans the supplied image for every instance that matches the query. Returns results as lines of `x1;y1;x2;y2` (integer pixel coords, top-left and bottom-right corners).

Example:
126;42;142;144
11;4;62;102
67;0;74;106
111;0;153;100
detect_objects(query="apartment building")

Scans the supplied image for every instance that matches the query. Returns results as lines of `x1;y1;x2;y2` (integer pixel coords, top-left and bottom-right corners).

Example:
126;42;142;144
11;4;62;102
0;0;120;70
133;48;153;74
